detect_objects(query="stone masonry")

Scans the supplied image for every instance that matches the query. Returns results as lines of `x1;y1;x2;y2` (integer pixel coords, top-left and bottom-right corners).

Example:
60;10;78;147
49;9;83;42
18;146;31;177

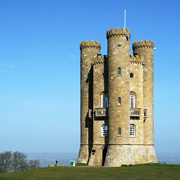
77;27;157;166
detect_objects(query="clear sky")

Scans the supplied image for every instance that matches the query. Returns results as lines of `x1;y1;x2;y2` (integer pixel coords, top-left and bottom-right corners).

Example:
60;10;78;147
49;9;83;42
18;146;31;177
0;0;180;155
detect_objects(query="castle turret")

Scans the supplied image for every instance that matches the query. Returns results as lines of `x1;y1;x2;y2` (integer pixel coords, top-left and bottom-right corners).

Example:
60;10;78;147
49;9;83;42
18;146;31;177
132;40;157;163
132;40;154;144
78;40;101;164
104;28;134;166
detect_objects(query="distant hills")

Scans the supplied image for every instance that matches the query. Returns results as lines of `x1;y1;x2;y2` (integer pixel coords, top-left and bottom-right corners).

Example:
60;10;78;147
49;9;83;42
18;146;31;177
26;152;180;167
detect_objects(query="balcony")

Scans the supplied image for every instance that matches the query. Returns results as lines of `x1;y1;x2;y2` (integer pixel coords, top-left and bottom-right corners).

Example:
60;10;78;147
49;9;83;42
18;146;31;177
95;108;107;117
130;108;140;120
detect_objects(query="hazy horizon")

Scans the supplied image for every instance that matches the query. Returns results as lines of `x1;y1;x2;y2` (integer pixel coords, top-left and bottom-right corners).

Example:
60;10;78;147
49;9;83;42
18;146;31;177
0;0;180;155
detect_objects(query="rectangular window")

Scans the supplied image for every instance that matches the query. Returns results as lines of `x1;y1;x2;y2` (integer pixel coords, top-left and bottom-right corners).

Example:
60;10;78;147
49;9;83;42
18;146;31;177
118;127;121;135
144;109;147;116
118;67;121;75
130;124;135;137
101;125;108;137
118;97;121;105
130;93;135;108
101;93;108;108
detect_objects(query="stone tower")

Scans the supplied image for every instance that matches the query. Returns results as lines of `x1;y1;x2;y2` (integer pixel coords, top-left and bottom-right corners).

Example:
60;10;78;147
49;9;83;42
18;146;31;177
78;27;157;166
78;40;101;164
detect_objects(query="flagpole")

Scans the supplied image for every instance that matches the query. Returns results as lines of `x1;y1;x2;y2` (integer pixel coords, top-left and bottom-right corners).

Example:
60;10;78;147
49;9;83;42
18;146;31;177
124;8;126;29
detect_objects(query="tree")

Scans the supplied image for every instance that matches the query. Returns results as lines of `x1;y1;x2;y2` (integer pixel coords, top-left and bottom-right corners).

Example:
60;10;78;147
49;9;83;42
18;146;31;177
0;151;12;173
12;151;29;172
29;160;40;170
0;151;40;173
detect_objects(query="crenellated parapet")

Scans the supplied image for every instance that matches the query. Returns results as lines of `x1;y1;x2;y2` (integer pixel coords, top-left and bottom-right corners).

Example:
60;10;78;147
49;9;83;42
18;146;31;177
132;40;154;50
130;55;145;65
80;40;101;50
92;55;106;65
107;27;131;39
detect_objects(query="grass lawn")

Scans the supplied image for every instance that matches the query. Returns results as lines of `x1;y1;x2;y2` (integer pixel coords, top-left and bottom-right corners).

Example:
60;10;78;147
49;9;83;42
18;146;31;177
0;164;180;180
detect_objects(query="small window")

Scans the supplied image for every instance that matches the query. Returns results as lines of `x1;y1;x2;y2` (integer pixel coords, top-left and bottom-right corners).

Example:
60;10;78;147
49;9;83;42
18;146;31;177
130;73;134;78
118;67;121;75
102;73;107;79
118;45;121;48
92;149;96;155
144;109;147;117
101;124;108;137
118;97;121;105
102;73;105;79
130;93;135;108
130;124;135;137
101;93;108;108
118;127;121;135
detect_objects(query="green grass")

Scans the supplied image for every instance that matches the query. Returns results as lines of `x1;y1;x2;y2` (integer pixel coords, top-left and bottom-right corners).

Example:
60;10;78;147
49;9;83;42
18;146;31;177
0;164;180;180
75;163;88;166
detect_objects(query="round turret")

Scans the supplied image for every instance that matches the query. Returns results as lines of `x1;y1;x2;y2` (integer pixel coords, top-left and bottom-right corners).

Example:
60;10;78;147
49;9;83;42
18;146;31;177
132;40;154;51
106;27;131;145
132;40;154;63
80;40;101;50
104;28;133;166
78;40;101;164
107;27;131;39
132;40;154;145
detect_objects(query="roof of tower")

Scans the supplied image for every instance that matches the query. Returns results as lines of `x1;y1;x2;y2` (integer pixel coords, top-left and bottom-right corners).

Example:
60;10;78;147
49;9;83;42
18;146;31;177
80;40;101;50
132;40;154;50
107;27;131;39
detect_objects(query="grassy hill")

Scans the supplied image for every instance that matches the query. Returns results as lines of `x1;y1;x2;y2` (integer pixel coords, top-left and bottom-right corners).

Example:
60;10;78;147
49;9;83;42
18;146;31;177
0;164;180;180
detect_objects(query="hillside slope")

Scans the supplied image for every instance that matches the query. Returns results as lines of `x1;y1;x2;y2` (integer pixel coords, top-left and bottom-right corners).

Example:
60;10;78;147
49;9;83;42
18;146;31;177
0;164;180;180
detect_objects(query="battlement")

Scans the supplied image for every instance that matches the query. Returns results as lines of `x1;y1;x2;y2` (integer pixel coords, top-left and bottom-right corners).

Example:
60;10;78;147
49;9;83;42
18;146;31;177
80;40;101;50
130;55;145;65
93;55;106;65
132;40;154;50
107;27;131;39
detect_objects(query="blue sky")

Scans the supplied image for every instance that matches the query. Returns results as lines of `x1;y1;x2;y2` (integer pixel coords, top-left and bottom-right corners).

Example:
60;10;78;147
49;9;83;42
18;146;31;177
0;0;180;155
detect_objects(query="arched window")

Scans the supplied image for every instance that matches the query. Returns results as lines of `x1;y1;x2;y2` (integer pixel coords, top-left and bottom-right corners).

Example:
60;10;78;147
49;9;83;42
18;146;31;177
101;93;108;108
130;92;135;108
118;67;121;75
130;124;135;137
118;97;121;105
118;127;121;135
101;124;108;137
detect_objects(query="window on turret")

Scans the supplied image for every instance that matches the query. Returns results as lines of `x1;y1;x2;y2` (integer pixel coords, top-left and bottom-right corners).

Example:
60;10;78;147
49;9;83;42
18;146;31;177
130;73;134;78
130;124;135;137
118;127;121;135
130;93;135;108
102;73;105;79
118;97;121;105
144;109;147;117
118;67;121;75
101;93;108;108
101;124;108;137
